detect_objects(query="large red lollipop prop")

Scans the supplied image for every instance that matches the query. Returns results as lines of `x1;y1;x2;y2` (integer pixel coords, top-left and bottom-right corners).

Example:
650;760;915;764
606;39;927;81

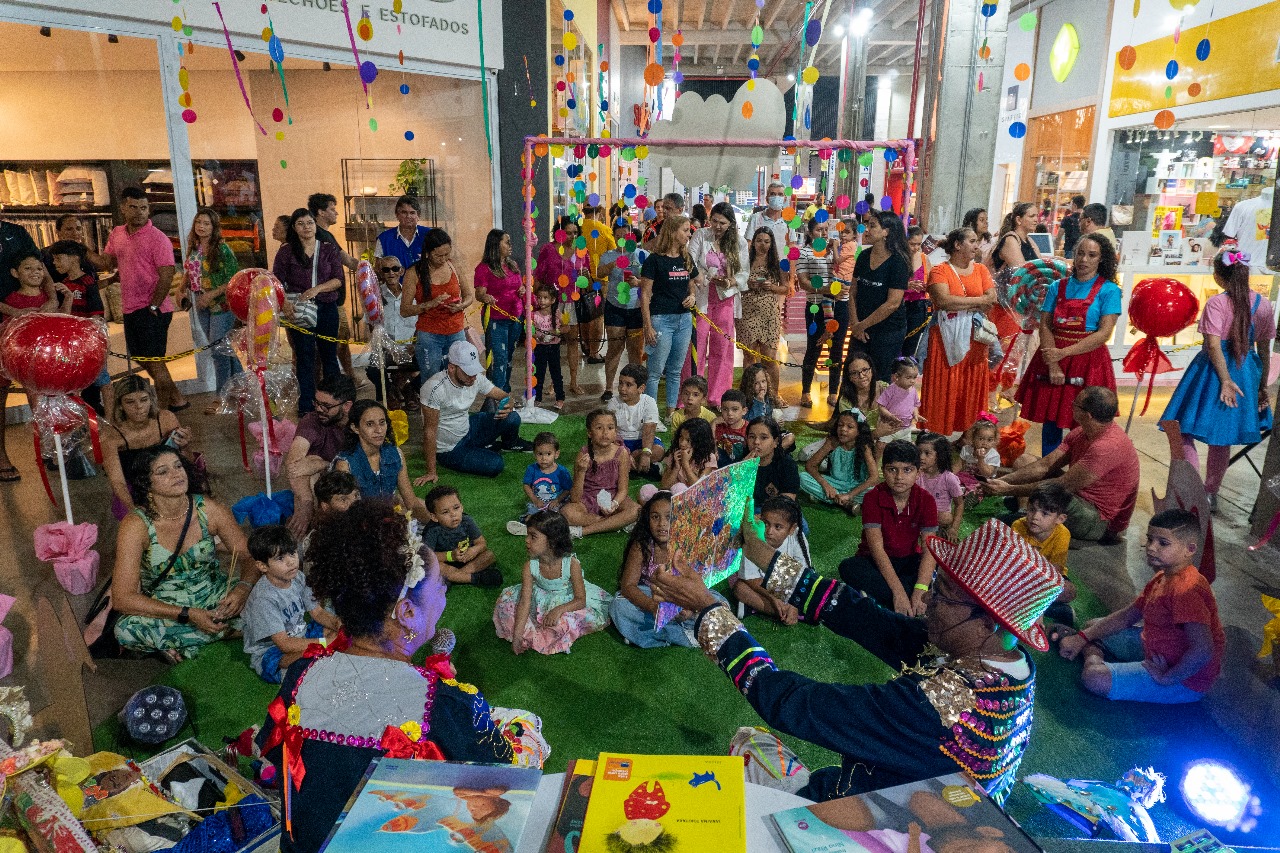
226;268;287;324
1122;278;1199;421
0;313;108;514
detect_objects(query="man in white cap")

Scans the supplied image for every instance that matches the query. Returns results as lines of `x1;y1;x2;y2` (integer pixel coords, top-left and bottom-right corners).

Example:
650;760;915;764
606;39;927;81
652;517;1063;805
417;340;533;483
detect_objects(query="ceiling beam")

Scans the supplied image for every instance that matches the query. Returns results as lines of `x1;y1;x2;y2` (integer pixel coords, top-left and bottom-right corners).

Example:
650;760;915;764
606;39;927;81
712;43;722;64
693;44;700;63
617;27;791;45
721;0;736;29
612;0;631;32
698;0;712;28
764;0;787;29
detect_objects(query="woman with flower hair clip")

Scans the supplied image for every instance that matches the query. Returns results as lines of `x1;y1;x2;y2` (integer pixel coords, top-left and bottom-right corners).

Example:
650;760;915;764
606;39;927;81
258;501;530;853
1160;248;1274;511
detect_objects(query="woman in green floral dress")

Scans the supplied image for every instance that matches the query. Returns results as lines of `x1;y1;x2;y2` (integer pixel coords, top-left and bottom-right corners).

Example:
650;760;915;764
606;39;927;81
113;446;255;661
185;208;242;414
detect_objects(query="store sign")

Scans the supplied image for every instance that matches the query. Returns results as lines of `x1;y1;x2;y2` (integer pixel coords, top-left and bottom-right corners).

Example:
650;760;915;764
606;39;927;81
1108;0;1279;117
0;0;502;71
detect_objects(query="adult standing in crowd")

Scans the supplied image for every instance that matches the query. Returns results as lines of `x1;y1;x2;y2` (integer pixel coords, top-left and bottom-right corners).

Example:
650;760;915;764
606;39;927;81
738;227;790;404
986;387;1139;544
991;202;1038;278
402;228;474;379
1057;195;1086;259
901;225;932;361
796;216;839;409
536;216;589;394
746;182;792;251
0;219;57;482
185;208;242;414
111;445;253;662
846;210;910;384
640;215;701;412
101;187;187;411
686;202;748;406
474;229;525;396
580;204;614;365
643;192;687;249
919;228;997;437
44;214;106;280
273;208;345;415
285;375;357;538
1080;203;1116;251
374;195;431;271
599;218;644;402
962;207;994;265
417;341;530;482
1016;234;1120;455
308;192;358;379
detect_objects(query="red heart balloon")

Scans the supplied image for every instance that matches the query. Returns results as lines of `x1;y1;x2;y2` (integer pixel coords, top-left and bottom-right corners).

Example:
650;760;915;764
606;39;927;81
1128;277;1199;339
0;313;107;395
226;269;286;323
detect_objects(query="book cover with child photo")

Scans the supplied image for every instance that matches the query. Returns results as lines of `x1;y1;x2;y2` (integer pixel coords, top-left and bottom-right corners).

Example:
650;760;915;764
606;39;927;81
578;753;746;853
318;758;542;853
767;772;1043;853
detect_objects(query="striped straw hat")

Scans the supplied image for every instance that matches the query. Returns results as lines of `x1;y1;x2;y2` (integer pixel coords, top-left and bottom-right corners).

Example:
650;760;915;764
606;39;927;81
926;519;1064;652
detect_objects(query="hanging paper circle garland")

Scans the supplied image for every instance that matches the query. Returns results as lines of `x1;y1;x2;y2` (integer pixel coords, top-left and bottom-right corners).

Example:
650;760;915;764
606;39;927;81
1118;45;1137;70
1188;82;1201;96
854;200;870;215
801;66;819;85
1195;38;1210;61
563;8;573;20
1019;12;1037;31
1154;109;1175;129
805;20;822;46
1014;63;1031;81
884;148;899;162
980;3;998;17
1165;59;1178;79
359;61;378;84
836;194;851;209
1009;121;1027;138
644;63;665;86
790;175;803;189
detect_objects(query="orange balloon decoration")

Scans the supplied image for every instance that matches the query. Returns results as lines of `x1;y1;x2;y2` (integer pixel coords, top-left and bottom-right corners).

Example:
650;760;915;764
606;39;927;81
644;63;665;86
1154;109;1176;129
672;33;684;47
1014;63;1031;81
1188;82;1202;96
1118;45;1137;70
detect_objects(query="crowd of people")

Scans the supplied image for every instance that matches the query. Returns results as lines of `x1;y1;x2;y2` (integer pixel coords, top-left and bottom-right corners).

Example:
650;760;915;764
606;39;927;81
0;184;1261;853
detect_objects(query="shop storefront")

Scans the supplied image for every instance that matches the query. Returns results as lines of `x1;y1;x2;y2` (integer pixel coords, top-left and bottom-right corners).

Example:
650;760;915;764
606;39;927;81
0;0;501;395
1094;0;1279;371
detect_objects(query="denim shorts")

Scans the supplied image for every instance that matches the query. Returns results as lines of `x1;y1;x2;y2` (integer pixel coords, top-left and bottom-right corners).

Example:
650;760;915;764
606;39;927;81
622;437;664;452
1100;626;1206;704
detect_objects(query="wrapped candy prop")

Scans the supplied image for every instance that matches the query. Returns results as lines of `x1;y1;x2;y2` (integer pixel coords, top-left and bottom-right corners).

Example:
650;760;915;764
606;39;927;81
1023;767;1165;842
218;271;297;515
0;313;107;520
33;521;100;596
998;419;1030;467
1122;278;1198;423
994;258;1069;395
248;417;297;477
356;259;409;373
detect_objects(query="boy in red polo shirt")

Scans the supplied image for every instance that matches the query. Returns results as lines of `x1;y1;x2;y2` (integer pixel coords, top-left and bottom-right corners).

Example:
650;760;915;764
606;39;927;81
1058;508;1224;703
837;440;938;615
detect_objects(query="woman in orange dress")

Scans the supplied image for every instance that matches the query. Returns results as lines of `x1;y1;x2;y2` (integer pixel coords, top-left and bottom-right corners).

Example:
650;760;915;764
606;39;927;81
920;227;997;436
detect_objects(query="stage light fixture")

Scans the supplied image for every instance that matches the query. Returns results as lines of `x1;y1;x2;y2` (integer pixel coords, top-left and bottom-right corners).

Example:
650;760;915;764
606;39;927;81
1180;760;1261;834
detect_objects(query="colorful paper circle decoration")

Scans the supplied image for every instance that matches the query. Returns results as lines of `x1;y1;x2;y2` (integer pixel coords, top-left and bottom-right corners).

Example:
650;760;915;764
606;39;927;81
1118;45;1137;69
1154;109;1176;129
1049;24;1080;83
1009;121;1027;138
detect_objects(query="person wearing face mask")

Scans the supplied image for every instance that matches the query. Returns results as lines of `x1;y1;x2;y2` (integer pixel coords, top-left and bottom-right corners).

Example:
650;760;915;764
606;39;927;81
747;182;793;252
650;516;1062;805
684;202;749;405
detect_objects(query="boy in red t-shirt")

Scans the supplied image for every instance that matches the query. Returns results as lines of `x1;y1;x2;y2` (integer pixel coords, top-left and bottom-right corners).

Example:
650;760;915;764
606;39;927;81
1058;508;1224;703
50;240;112;414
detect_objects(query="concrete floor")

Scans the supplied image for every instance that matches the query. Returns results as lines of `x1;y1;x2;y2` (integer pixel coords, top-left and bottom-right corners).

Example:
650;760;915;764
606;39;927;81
2;334;1278;790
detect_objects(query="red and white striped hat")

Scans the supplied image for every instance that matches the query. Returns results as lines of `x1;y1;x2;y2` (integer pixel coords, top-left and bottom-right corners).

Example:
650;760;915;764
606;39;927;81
926;519;1065;652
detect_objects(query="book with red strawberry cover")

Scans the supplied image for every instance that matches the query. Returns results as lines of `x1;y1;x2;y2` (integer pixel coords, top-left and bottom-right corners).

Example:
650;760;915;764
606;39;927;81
578;753;745;853
542;758;595;853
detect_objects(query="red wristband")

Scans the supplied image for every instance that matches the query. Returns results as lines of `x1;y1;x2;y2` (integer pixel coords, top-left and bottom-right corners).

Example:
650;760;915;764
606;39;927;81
1076;629;1091;644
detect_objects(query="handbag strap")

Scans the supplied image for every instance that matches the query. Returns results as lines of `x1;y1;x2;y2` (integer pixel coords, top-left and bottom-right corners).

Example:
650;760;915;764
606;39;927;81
310;242;320;294
144;496;195;595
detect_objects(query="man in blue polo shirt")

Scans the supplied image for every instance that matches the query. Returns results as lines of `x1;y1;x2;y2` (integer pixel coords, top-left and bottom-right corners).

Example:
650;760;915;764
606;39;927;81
374;195;431;274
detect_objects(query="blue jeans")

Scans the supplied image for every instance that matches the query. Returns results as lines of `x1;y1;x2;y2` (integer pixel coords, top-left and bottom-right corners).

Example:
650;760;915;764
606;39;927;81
199;308;243;392
1100;627;1206;704
644;312;693;409
437;411;524;477
288;301;341;414
486;317;523;393
609;585;728;648
416;330;466;378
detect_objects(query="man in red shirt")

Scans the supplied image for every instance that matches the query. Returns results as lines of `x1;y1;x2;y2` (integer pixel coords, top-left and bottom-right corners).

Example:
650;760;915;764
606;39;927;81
838;440;939;615
986;386;1139;543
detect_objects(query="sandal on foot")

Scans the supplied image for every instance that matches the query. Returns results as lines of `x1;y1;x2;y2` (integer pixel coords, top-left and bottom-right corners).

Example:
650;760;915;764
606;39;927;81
798;395;813;408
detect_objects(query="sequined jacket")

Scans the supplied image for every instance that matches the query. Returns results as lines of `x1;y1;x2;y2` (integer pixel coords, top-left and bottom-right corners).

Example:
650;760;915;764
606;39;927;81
695;554;1036;806
258;645;514;853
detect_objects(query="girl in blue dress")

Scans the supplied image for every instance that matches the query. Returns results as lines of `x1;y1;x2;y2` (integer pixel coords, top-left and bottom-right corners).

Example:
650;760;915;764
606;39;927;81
1161;250;1274;509
334;399;432;521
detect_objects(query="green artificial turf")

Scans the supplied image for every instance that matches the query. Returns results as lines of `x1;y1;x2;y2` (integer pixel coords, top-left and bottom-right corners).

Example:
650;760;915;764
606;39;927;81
91;413;1252;841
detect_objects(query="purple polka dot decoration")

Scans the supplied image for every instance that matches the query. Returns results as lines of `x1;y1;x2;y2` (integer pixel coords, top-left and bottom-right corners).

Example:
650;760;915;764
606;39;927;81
673;71;684;84
805;19;822;46
880;196;893;211
359;61;378;84
1009;121;1027;138
854;200;871;215
587;193;600;206
790;175;804;189
1195;38;1210;61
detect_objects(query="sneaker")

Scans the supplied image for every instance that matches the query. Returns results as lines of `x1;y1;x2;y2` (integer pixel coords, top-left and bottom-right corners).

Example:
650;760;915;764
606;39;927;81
569;525;584;539
506;520;528;536
471;567;504;587
430;628;456;656
502;437;536;452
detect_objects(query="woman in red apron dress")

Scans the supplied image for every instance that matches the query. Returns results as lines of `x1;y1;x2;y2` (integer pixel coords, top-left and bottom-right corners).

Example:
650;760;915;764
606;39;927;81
1015;234;1120;455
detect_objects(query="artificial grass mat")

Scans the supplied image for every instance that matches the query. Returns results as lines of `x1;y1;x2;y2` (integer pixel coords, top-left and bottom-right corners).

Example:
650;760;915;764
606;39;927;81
91;413;1259;840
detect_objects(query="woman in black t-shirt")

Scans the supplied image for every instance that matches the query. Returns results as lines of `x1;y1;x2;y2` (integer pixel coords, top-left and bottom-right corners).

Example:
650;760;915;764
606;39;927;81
640;215;700;409
992;202;1038;275
846;211;911;384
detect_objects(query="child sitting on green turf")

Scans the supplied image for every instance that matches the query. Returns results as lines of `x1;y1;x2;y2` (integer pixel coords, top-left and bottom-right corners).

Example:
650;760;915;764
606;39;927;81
733;496;809;624
424;485;502;587
1011;482;1076;625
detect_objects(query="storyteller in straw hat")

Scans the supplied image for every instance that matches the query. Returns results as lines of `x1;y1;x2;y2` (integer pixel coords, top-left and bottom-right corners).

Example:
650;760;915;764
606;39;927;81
652;517;1063;805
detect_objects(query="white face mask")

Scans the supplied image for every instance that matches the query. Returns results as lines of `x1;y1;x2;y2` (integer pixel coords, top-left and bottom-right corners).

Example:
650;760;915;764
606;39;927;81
767;195;785;211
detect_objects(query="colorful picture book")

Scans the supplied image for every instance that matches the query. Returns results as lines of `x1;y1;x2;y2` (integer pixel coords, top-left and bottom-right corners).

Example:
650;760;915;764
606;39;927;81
542;758;595;853
318;758;542;853
767;772;1043;853
656;457;759;630
579;753;746;852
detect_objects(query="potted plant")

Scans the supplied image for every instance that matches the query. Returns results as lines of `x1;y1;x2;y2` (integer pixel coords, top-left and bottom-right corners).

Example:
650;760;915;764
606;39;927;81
390;159;431;197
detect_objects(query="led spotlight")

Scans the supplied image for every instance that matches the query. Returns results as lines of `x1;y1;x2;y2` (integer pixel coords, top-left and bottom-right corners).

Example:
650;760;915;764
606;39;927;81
1180;760;1261;834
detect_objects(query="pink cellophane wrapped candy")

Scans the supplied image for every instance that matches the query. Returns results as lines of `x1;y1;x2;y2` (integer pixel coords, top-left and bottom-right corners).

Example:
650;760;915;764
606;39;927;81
0;593;15;678
248;417;298;476
33;522;100;595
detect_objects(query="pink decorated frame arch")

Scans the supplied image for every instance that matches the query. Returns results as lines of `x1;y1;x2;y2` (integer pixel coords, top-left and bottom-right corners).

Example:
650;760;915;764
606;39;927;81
518;135;919;397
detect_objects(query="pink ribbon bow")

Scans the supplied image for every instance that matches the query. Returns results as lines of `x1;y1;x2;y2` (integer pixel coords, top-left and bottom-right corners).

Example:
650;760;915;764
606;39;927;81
976;411;998;425
33;521;100;595
1222;250;1251;267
